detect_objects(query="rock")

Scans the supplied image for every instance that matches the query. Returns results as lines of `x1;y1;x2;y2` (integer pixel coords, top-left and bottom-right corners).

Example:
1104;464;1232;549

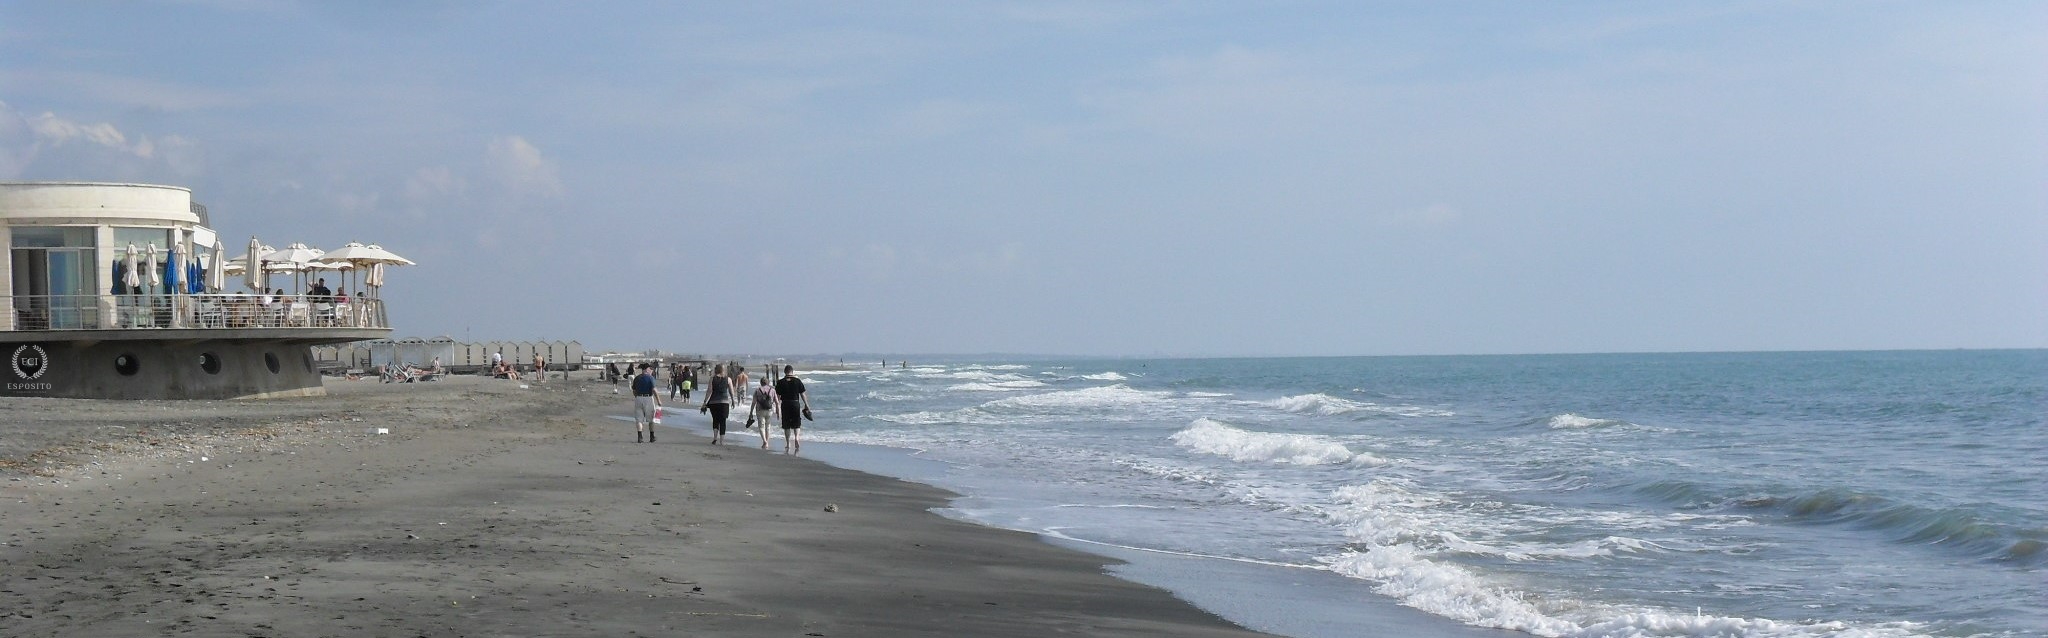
823;504;838;513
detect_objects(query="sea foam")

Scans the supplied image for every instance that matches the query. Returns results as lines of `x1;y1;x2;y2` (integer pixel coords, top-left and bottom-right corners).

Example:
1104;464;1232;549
1319;481;1932;638
1547;413;1628;429
1259;393;1455;418
947;380;1049;392
1169;418;1385;466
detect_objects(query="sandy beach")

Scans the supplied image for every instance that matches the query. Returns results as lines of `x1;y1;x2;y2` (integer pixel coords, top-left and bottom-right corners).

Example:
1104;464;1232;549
0;375;1277;637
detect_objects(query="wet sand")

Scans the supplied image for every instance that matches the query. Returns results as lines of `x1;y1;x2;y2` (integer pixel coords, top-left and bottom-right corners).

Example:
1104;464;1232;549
0;375;1278;637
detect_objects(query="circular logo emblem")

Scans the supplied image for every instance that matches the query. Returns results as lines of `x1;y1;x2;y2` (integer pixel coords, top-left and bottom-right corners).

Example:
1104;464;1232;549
12;344;48;380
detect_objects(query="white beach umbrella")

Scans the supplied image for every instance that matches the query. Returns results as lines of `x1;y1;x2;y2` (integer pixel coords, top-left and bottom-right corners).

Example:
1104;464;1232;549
144;243;163;292
315;241;376;264
339;245;411;298
244;236;265;292
263;243;324;268
315;241;370;294
208;240;228;292
360;244;415;266
122;244;142;290
264;243;325;293
318;242;411;295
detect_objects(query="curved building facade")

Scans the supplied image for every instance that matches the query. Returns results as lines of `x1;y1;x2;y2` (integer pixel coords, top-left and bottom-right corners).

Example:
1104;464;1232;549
1;182;392;399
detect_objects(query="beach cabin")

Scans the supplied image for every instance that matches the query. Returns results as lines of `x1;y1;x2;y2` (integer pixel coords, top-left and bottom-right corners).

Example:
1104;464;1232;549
0;182;393;399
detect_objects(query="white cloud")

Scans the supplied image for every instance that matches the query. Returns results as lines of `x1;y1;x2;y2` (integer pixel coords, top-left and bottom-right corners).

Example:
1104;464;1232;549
405;165;467;202
0;100;197;179
485;135;563;197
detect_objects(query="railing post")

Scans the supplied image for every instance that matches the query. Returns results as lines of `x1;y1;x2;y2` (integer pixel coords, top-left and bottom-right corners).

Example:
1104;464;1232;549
98;294;117;329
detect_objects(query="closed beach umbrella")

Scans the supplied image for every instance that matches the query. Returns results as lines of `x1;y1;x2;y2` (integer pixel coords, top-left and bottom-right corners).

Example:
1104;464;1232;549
208;240;228;292
145;243;162;291
122;244;142;290
165;245;183;294
244;236;264;292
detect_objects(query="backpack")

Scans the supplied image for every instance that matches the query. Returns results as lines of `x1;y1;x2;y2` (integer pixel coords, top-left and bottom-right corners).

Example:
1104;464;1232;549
753;387;775;409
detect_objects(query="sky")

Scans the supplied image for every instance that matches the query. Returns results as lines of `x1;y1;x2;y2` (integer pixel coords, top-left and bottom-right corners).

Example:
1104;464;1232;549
2;1;2043;357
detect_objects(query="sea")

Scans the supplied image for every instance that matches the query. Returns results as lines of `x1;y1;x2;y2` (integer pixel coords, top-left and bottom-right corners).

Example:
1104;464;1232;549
717;350;2048;638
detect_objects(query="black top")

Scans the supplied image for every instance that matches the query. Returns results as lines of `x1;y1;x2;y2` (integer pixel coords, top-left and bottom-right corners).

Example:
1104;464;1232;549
774;376;805;404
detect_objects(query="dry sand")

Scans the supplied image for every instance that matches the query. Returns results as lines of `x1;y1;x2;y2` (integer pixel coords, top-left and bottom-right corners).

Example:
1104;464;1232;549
0;375;1279;637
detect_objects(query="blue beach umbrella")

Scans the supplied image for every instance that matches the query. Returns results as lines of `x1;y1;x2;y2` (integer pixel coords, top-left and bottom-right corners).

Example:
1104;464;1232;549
165;246;183;294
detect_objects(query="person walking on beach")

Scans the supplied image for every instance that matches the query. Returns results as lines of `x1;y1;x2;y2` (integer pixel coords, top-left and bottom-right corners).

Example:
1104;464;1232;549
699;363;733;445
733;366;750;404
632;363;661;443
668;364;685;400
747;377;777;450
533;352;546;383
774;365;811;454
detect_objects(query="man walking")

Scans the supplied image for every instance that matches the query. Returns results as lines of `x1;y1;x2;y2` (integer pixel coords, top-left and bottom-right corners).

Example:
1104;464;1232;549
632;363;661;443
774;365;811;454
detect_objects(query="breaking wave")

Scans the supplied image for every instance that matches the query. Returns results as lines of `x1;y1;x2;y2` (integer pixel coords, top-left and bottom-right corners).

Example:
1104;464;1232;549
1169;418;1386;466
1258;393;1455;418
947;380;1049;392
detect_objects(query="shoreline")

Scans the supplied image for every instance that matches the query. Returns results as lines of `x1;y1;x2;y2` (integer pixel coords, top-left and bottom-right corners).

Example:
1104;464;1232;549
0;375;1279;637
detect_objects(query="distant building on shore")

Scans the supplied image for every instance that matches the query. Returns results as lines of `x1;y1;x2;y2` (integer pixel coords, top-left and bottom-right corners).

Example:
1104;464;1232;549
0;182;393;399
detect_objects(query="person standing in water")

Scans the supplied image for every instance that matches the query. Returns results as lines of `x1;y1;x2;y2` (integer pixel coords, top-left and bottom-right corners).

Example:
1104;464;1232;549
699;363;733;445
774;365;810;454
632;363;661;443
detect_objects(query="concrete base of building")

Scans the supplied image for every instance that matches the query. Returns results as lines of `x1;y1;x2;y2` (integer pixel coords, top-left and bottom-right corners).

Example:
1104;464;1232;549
2;339;331;400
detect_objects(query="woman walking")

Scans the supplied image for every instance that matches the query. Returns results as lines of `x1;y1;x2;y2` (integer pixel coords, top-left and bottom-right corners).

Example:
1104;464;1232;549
698;363;733;445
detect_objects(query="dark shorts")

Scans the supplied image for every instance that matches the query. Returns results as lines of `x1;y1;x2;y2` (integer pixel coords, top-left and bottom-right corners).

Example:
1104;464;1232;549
780;402;803;429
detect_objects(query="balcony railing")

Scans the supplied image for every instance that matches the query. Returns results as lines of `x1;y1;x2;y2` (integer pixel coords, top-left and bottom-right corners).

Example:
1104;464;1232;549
7;294;388;331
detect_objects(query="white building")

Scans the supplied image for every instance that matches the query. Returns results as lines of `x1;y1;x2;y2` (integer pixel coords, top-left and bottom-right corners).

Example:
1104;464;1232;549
1;182;392;399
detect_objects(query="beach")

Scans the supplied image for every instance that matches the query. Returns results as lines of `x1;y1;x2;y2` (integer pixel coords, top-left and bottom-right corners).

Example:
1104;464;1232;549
0;375;1277;637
